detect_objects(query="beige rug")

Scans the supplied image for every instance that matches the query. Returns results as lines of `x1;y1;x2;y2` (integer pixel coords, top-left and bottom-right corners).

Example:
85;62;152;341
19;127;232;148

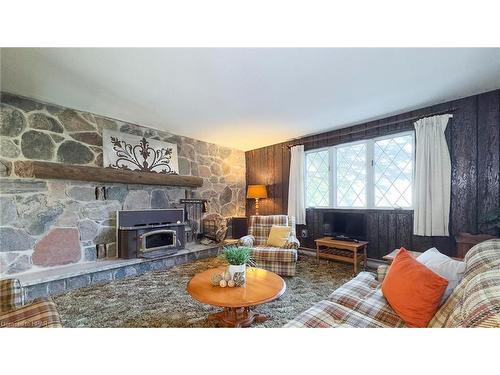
54;255;360;327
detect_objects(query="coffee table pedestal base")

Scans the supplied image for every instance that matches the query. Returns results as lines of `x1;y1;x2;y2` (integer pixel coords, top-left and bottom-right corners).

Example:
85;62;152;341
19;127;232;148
208;307;267;327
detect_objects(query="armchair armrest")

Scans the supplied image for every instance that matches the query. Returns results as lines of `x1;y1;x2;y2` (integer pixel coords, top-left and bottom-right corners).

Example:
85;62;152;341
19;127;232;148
0;278;25;313
283;235;300;250
377;265;390;282
238;234;255;247
0;298;62;328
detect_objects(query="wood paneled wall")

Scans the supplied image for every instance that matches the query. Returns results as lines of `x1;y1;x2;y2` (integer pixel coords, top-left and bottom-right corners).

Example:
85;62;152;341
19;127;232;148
245;89;500;258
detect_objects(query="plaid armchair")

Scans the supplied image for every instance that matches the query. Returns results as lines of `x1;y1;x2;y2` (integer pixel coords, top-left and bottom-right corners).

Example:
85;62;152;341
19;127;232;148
239;215;299;276
0;279;62;328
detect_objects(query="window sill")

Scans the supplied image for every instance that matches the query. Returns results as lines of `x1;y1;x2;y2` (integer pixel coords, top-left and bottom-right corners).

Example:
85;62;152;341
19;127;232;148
306;206;414;212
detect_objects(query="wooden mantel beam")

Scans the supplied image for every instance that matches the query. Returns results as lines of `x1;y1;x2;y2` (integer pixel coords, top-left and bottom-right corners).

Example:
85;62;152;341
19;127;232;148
13;161;204;188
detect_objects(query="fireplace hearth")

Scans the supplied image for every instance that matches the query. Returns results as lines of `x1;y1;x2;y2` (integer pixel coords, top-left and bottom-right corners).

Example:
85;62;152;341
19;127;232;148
117;209;186;259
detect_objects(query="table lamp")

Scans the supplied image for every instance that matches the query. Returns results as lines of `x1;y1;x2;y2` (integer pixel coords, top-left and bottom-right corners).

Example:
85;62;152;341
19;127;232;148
246;184;268;216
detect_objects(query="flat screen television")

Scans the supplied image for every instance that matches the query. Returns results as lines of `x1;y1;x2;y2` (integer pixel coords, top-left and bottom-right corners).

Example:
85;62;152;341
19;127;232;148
323;212;366;240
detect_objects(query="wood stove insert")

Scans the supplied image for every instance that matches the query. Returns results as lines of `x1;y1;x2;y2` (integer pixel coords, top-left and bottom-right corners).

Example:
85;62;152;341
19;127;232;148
117;209;186;259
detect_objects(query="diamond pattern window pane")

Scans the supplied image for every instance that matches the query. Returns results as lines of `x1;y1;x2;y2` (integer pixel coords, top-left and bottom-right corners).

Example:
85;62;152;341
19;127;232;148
374;134;413;208
336;143;366;207
305;150;330;207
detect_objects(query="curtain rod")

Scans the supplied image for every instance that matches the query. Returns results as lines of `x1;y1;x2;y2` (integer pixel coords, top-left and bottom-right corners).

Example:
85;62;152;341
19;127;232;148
285;108;456;149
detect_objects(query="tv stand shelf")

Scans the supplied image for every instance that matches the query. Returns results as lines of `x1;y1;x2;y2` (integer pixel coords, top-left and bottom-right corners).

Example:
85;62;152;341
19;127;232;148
314;237;368;274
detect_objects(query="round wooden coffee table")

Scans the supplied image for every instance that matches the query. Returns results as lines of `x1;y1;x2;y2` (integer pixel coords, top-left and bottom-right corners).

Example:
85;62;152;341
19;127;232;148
187;266;286;327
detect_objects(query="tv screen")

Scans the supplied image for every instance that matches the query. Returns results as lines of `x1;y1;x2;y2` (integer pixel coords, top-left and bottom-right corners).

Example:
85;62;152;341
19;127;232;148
323;212;366;240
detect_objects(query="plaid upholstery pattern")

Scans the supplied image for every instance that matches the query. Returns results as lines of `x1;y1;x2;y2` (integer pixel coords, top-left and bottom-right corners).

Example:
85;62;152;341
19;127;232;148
248;215;297;246
429;239;500;328
0;278;62;328
283;237;300;250
238;215;299;277
463;239;500;280
238;235;255;247
376;265;390;282
251;246;298;263
460;270;500;327
251;260;297;277
0;278;25;313
286;239;500;328
0;298;62;328
285;272;406;328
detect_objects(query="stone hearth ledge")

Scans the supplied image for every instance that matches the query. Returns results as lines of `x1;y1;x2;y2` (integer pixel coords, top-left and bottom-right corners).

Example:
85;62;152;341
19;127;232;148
1;243;221;301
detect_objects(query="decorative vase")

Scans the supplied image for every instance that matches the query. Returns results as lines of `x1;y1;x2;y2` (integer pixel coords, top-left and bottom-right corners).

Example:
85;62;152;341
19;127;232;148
228;264;246;280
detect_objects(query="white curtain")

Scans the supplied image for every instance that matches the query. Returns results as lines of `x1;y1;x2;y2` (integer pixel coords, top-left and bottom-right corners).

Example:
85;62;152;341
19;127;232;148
413;114;452;236
287;145;306;225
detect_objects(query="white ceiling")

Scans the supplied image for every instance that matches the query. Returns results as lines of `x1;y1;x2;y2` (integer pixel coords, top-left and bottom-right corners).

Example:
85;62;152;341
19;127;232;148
2;48;500;151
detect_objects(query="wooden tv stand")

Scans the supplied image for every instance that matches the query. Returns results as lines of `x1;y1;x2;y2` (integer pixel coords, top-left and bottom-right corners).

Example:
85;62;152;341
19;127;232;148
314;237;368;274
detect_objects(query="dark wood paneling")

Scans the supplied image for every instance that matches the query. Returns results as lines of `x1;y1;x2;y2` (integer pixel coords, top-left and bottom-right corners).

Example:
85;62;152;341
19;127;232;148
396;213;413;250
365;212;379;258
387;213;397;252
245;89;500;259
377;214;390;259
450;95;478;236
477;91;500;235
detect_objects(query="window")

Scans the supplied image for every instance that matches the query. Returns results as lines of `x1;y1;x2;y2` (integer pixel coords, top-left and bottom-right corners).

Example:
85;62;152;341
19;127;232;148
335;142;367;207
304;131;414;209
305;149;330;207
373;133;414;208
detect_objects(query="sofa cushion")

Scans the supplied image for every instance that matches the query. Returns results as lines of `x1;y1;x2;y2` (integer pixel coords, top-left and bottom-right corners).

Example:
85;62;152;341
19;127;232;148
463;239;500;280
328;272;405;327
285;272;405;328
460;269;500;327
430;269;500;328
382;248;448;327
429;239;500;328
416;247;466;302
251;246;298;263
327;271;379;307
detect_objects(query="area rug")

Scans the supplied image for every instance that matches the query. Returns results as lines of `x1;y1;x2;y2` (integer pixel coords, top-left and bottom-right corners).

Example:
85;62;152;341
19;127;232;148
54;255;361;327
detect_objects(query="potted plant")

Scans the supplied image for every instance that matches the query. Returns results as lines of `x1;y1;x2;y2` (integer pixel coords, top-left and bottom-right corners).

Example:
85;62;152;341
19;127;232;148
480;207;500;237
220;246;255;280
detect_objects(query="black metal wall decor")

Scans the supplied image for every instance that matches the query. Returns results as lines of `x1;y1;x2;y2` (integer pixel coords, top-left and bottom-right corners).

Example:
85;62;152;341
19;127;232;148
103;129;179;174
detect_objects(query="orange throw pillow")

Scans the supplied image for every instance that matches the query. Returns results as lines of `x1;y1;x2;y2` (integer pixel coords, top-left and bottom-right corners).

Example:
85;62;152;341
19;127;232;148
382;248;449;328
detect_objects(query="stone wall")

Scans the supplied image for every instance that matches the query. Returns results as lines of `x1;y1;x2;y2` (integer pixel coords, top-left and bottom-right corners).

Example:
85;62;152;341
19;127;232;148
0;92;246;276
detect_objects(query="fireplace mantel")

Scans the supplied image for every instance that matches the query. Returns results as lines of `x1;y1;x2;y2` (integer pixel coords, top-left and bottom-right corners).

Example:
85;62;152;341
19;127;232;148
13;160;203;188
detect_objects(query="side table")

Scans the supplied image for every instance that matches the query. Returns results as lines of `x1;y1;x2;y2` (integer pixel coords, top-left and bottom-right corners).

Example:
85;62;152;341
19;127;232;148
383;248;463;263
314;237;368;273
455;232;497;259
383;249;422;263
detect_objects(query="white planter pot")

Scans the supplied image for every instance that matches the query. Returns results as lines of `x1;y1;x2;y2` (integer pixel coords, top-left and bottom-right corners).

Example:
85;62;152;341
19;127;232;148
228;264;246;280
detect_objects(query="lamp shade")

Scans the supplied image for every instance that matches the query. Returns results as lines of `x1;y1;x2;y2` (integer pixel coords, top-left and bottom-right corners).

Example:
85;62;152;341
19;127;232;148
247;184;268;199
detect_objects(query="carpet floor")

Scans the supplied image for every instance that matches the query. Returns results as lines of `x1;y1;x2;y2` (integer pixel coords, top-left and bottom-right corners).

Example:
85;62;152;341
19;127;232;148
54;255;361;327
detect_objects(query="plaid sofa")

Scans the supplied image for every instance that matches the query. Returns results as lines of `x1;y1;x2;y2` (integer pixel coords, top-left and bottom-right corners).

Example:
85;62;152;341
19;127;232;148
285;240;500;328
0;279;62;328
238;215;299;276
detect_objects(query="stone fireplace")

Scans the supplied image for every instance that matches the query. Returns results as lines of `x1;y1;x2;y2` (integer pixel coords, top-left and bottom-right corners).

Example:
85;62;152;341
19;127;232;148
0;92;246;279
